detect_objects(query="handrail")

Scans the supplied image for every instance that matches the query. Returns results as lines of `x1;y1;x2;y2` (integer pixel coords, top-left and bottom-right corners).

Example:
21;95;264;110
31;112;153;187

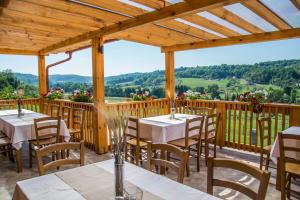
1;98;299;153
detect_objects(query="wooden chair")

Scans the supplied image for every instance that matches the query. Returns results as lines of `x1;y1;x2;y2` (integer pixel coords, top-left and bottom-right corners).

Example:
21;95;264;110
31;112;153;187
278;132;300;200
69;108;85;141
62;106;71;128
168;116;204;176
124;116;147;165
147;142;188;183
0;136;14;161
35;141;85;176
207;157;271;200
28;116;61;168
200;113;220;164
50;104;60;117
0;104;15;110
258;117;273;170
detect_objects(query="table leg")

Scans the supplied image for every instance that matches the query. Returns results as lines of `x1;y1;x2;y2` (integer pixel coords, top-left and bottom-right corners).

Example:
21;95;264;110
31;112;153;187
16;149;23;173
276;157;281;190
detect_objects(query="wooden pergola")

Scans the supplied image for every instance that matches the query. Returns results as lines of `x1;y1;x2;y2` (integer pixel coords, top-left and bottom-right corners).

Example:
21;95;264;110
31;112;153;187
1;0;300;153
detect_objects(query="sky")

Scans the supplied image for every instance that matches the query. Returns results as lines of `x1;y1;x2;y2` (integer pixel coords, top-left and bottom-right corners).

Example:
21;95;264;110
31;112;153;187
0;0;300;77
0;39;300;77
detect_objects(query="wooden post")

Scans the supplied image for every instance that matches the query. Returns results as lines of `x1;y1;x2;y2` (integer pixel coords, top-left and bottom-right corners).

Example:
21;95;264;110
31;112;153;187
38;54;47;96
92;36;108;154
165;51;175;100
216;102;226;147
289;106;300;126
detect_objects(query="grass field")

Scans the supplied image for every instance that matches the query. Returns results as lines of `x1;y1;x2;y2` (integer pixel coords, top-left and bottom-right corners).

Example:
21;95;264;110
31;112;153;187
179;78;280;92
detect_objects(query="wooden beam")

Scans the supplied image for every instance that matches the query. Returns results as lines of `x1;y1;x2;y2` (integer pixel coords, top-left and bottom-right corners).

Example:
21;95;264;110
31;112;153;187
209;7;264;34
92;36;108;154
242;0;291;30
161;28;300;52
40;0;239;54
0;48;37;55
291;0;300;11
132;0;240;37
38;54;47;96
165;51;175;100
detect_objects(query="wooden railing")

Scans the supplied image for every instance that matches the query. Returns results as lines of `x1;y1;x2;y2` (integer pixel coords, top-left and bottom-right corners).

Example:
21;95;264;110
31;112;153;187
1;98;299;154
175;100;300;153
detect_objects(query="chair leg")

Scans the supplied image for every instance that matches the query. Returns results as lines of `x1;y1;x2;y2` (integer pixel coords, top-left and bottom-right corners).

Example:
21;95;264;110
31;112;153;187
213;138;217;158
205;141;209;166
259;152;264;170
29;143;32;168
186;157;190;177
281;172;286;200
266;153;270;171
287;174;291;199
196;143;200;172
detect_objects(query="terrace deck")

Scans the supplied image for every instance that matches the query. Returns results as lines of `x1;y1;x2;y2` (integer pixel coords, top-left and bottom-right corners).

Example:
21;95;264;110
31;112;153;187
0;145;285;200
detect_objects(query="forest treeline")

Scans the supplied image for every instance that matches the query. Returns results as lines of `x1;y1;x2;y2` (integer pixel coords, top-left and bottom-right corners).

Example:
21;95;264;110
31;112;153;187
0;59;299;103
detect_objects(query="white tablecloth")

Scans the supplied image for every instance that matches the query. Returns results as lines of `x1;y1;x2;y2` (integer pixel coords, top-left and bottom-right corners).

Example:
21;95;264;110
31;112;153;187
0;109;70;150
270;126;300;163
13;159;219;200
13;174;85;200
132;114;205;143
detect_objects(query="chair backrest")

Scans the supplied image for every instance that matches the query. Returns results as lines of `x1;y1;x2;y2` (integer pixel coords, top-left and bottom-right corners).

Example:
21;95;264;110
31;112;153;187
191;107;214;115
204;113;220;139
72;108;85;139
258;117;272;149
35;141;85;176
147;142;188;183
0;104;15;110
50;104;60;117
62;106;71;128
125;116;141;144
278;132;300;171
184;116;204;147
34;116;61;146
207;157;270;200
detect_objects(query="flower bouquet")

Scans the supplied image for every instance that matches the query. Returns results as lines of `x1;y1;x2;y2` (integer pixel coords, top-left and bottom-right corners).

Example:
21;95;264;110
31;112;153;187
69;89;93;103
237;90;269;113
131;91;155;101
46;88;64;100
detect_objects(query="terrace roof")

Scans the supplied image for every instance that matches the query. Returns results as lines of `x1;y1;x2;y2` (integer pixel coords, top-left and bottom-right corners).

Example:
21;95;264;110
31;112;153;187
0;0;300;55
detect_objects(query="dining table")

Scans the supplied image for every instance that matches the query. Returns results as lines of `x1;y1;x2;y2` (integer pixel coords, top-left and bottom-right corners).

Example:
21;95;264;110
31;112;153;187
0;109;70;172
270;126;300;190
133;113;211;144
13;159;219;200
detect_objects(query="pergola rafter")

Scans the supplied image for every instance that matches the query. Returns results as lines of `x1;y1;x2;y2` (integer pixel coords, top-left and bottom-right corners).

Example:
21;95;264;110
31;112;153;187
1;0;300;153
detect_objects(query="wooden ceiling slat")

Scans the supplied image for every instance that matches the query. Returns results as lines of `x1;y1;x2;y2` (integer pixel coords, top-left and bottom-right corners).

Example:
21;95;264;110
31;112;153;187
291;0;300;11
81;0;218;40
40;0;240;54
242;0;292;30
162;28;300;52
0;48;38;55
132;0;241;37
0;31;63;42
0;24;70;39
22;0;126;24
2;9;96;33
209;7;264;34
0;17;82;36
8;0;105;28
